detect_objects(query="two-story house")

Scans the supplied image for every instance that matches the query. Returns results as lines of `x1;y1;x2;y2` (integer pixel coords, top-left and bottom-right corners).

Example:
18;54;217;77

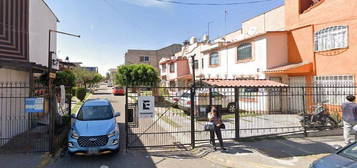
159;35;211;87
200;5;287;81
265;0;357;110
0;0;58;147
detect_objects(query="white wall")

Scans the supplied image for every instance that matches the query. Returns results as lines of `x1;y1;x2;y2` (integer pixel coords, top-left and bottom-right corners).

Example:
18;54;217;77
0;68;29;83
203;37;268;79
0;69;29;145
29;0;58;68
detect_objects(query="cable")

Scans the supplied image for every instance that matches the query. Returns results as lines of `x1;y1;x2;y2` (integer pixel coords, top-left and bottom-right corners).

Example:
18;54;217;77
154;0;279;6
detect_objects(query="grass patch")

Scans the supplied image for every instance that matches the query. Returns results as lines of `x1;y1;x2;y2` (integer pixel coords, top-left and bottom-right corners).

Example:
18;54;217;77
71;92;92;114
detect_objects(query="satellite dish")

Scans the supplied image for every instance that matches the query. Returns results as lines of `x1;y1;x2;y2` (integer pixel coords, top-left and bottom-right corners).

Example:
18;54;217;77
248;27;257;36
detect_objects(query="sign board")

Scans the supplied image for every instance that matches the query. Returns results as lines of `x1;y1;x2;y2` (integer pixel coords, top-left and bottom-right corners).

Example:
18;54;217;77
138;96;154;118
25;98;44;113
49;72;56;79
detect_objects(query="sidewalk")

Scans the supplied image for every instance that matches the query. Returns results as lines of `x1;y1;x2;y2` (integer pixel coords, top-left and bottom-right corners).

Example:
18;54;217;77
0;153;48;168
193;135;345;168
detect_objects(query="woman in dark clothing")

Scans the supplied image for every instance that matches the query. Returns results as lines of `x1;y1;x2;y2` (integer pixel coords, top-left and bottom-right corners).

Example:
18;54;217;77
208;106;226;151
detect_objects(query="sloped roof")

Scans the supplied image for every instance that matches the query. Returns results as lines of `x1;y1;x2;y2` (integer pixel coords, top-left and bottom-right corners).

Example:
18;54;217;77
201;79;287;87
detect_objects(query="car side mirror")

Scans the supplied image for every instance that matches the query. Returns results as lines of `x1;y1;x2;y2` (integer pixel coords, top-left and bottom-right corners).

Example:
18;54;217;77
70;113;77;119
114;112;120;117
333;144;343;150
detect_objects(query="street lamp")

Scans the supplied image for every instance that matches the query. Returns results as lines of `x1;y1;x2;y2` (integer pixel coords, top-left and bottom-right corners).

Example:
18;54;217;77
48;29;80;154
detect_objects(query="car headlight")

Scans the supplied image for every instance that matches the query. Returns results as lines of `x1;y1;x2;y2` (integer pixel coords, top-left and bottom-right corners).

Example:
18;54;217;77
107;130;117;138
71;130;79;139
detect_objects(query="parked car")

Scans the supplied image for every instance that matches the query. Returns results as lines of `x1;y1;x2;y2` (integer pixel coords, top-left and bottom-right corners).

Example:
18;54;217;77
107;81;113;87
112;87;125;96
310;142;357;168
68;99;120;155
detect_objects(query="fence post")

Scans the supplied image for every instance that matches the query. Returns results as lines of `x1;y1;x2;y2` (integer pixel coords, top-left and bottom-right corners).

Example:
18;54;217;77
190;87;196;149
234;87;240;140
125;87;129;152
209;88;213;108
302;87;307;137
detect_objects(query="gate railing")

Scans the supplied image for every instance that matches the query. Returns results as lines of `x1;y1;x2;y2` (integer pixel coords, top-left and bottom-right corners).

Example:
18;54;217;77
125;85;356;149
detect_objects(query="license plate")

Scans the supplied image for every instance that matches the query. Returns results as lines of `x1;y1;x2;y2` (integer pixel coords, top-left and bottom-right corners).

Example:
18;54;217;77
88;148;98;154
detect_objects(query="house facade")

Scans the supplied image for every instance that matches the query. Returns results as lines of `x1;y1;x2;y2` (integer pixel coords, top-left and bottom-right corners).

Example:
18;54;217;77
0;0;59;147
264;0;357;108
0;0;59;84
124;44;182;72
199;6;287;81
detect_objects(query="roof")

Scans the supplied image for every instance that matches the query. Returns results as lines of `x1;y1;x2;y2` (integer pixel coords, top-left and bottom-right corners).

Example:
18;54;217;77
83;99;110;106
42;0;60;22
201;79;288;87
202;31;287;53
264;62;313;74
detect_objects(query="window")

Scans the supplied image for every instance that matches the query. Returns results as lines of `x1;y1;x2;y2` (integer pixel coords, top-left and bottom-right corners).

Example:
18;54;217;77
169;63;175;73
313;75;355;105
237;43;252;61
161;64;166;73
77;105;113;121
201;58;204;69
209;52;219;65
194;60;199;69
140;56;150;62
315;26;348;52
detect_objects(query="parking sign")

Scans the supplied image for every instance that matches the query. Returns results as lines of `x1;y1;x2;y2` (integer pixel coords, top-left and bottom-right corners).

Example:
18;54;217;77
138;96;154;118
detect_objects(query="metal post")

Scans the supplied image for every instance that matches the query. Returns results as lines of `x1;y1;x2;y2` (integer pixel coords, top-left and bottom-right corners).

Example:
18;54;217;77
302;87;307;137
48;30;54;154
234;87;240;140
190;54;196;149
209;88;213;109
125;87;129;152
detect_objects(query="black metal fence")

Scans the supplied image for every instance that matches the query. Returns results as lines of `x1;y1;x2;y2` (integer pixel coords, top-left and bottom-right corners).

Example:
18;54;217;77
0;83;72;153
125;85;356;149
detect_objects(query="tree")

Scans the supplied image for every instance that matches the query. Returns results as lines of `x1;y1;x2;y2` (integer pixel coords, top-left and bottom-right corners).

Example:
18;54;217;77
39;70;76;87
115;64;159;86
71;68;103;88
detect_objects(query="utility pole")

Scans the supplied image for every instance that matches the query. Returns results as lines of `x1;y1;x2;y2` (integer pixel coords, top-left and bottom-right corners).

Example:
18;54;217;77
207;21;214;38
48;30;80;154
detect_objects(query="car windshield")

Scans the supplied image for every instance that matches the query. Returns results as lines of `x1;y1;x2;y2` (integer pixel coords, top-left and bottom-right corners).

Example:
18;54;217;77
339;143;357;160
77;105;113;121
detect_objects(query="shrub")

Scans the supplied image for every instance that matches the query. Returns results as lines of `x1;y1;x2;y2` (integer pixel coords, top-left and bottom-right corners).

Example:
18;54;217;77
76;87;87;102
72;87;77;96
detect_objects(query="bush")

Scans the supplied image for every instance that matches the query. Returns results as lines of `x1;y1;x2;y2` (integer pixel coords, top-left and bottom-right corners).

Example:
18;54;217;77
76;87;87;102
72;87;77;96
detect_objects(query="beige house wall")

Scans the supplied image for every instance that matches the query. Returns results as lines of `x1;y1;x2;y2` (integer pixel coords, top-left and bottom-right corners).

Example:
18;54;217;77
124;44;182;71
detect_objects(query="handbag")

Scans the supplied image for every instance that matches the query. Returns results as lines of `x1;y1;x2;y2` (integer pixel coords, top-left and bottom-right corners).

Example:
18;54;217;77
204;122;215;131
218;123;226;129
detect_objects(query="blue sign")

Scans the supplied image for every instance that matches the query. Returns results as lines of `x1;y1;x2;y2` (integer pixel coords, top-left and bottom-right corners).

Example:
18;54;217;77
25;98;44;113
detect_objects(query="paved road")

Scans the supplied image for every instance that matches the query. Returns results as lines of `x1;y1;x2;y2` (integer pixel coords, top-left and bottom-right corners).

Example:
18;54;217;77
46;84;224;168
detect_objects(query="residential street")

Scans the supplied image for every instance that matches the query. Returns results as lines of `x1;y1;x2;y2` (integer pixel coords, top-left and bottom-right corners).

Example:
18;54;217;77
46;85;224;168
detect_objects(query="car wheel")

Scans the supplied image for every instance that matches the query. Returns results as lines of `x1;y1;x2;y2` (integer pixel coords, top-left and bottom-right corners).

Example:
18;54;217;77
227;103;236;113
68;151;75;157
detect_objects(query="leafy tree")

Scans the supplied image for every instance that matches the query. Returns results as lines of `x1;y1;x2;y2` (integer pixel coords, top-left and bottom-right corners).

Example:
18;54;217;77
71;68;102;88
39;70;76;87
115;64;159;86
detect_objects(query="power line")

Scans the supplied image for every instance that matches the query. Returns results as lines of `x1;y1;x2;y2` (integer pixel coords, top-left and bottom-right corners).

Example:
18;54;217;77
154;0;279;6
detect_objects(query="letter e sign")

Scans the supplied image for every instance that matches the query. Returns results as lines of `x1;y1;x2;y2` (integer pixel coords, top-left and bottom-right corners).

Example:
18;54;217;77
138;96;154;118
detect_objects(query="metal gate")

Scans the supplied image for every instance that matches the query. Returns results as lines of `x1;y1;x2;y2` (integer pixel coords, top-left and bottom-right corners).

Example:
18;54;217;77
125;87;192;148
0;83;71;153
125;85;354;149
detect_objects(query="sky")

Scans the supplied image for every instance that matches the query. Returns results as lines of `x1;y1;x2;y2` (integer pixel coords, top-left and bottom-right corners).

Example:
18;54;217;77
44;0;284;75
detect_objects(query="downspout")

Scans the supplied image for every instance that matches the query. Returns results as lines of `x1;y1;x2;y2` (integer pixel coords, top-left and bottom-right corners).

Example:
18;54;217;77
312;25;317;77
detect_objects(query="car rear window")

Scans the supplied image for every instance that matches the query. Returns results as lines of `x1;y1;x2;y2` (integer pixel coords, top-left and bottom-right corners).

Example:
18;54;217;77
77;105;113;121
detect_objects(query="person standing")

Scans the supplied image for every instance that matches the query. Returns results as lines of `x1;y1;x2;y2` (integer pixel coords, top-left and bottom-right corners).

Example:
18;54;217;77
342;95;357;144
208;106;226;151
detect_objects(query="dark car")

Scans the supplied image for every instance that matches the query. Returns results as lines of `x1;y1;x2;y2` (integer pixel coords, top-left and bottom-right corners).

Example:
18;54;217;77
310;142;357;168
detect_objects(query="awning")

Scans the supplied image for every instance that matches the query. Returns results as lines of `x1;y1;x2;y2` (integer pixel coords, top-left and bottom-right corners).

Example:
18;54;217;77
0;59;48;73
264;62;313;74
201;79;288;87
177;74;192;80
